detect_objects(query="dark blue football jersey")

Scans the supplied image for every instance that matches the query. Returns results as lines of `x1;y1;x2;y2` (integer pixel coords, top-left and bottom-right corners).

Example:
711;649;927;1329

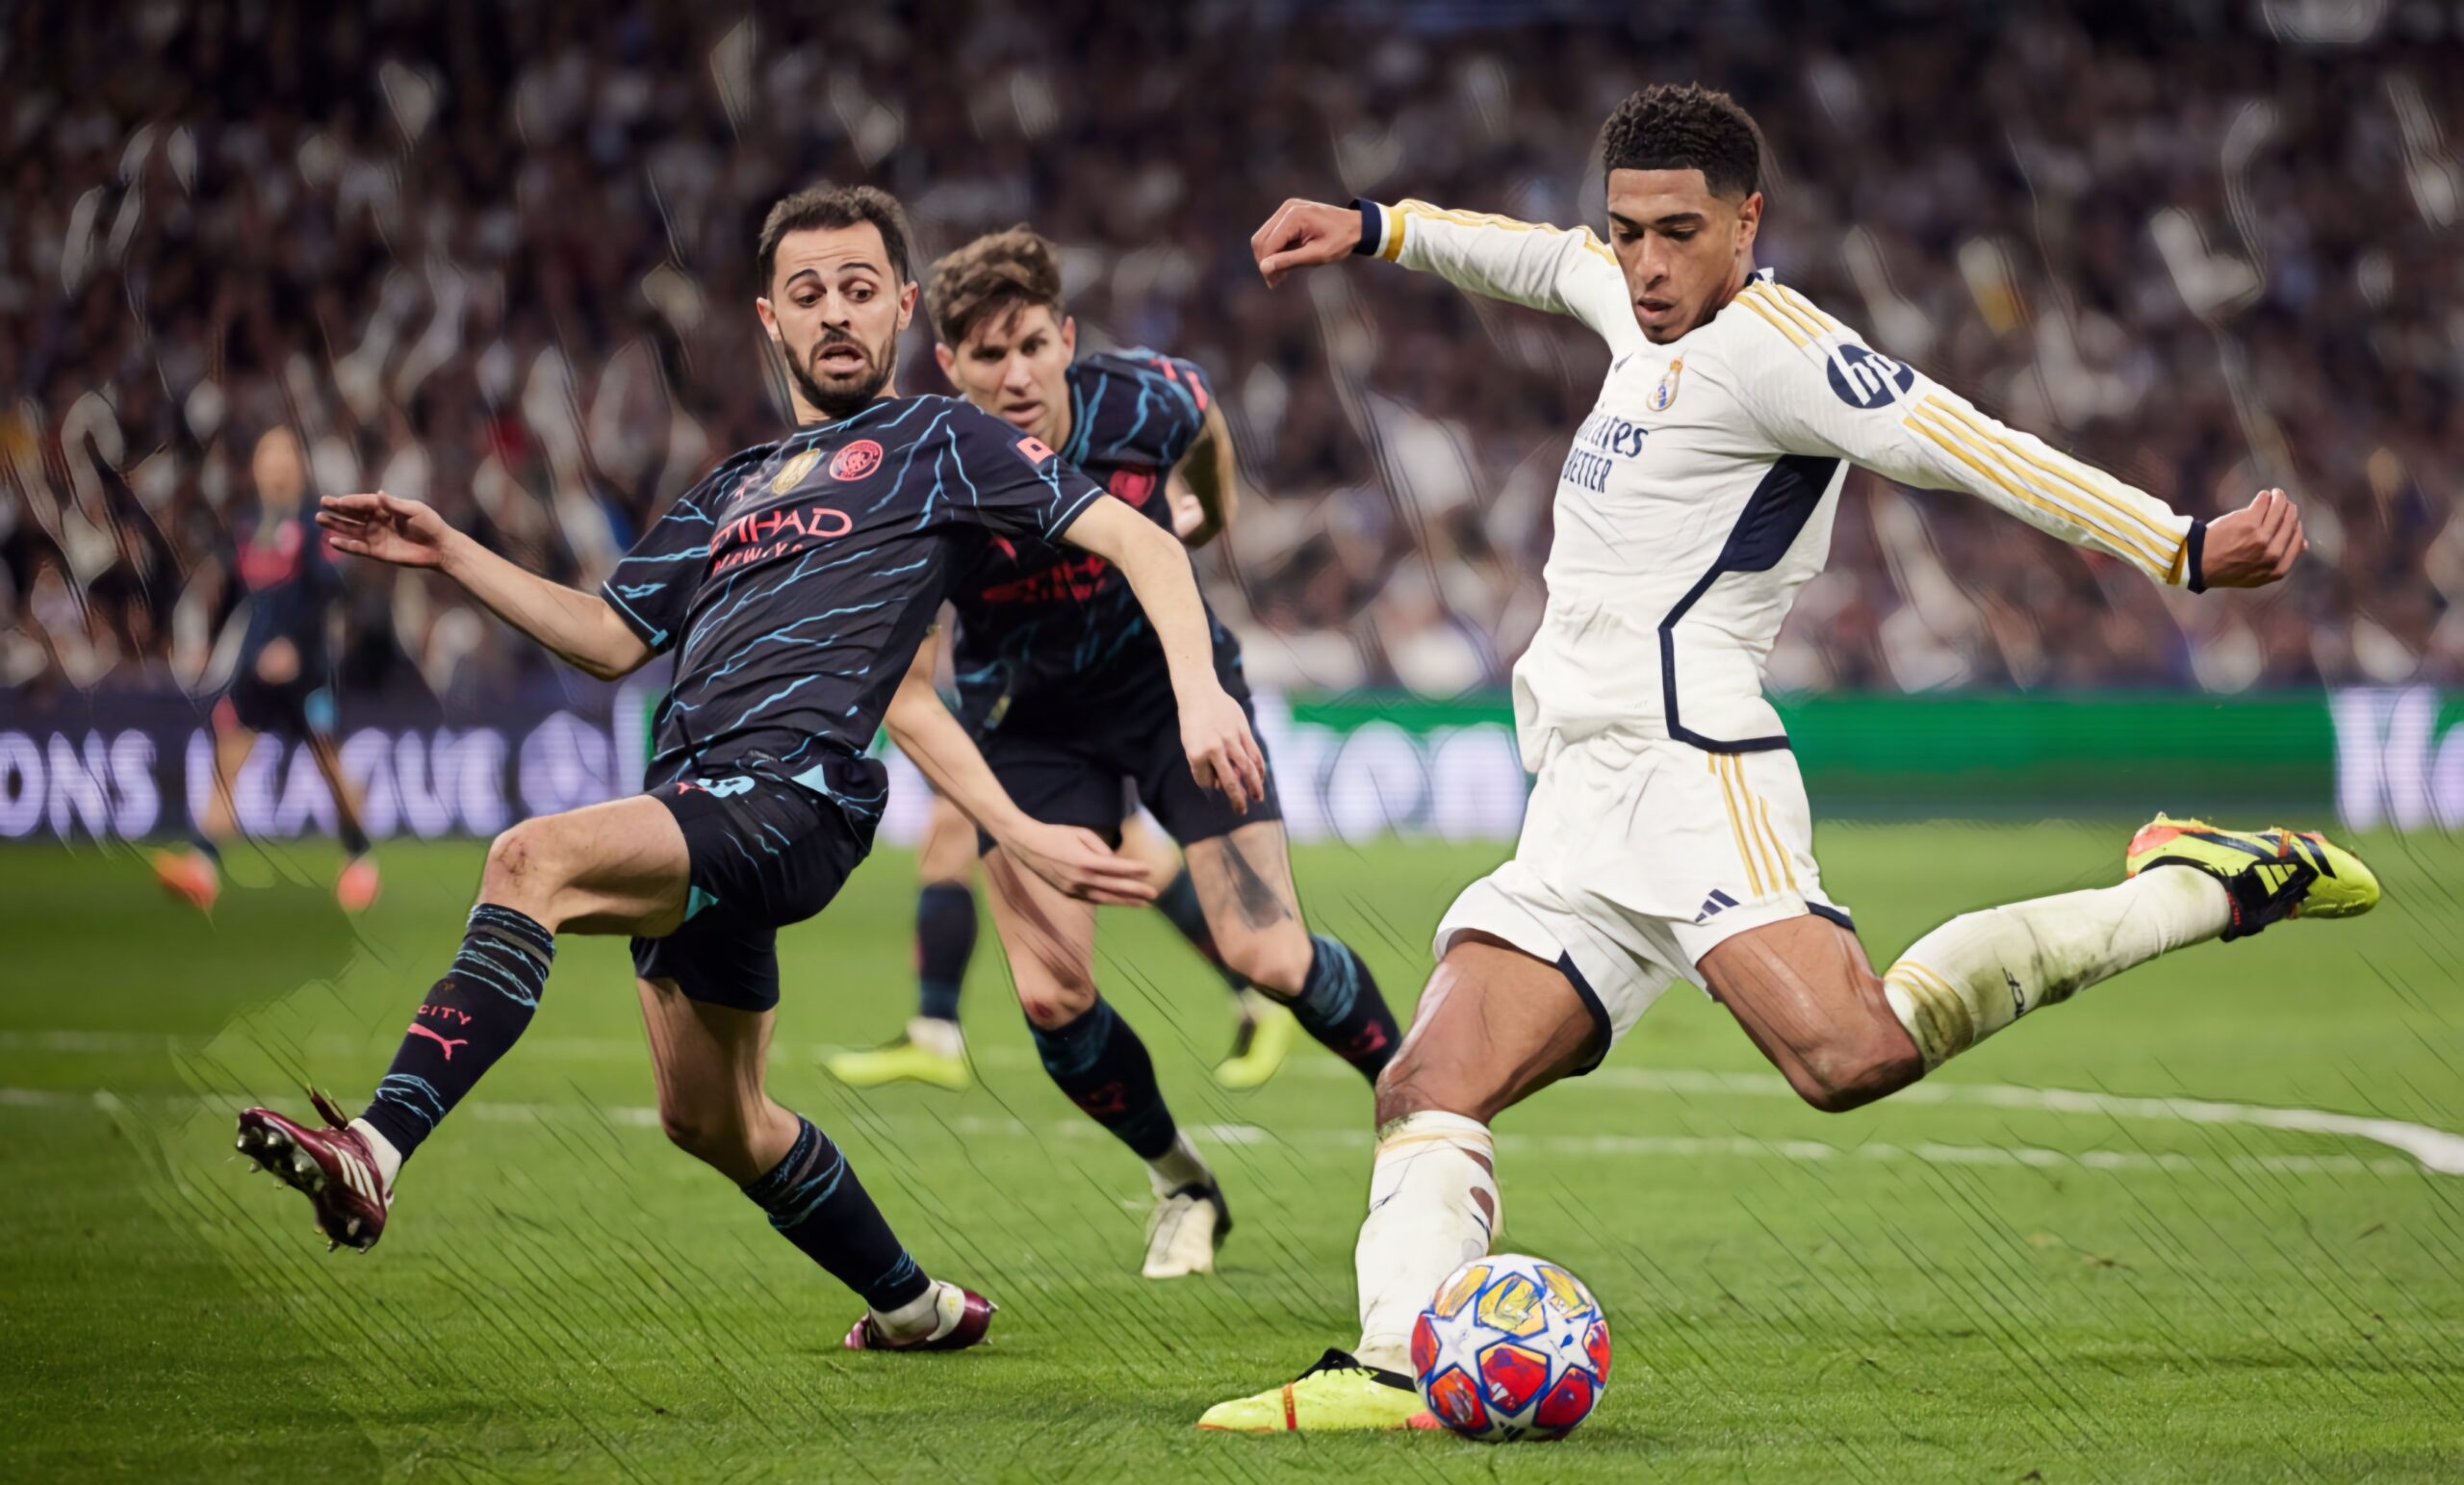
603;395;1106;811
233;511;345;663
945;349;1241;734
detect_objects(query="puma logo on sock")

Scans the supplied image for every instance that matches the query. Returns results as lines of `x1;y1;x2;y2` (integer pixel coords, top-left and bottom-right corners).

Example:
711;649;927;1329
408;1025;469;1060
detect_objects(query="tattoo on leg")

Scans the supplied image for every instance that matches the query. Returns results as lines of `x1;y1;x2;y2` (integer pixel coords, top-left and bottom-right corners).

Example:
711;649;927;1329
1216;837;1293;931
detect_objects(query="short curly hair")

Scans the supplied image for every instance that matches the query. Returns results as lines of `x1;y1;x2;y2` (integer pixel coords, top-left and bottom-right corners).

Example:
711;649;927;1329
1598;84;1763;200
927;226;1065;348
757;184;913;294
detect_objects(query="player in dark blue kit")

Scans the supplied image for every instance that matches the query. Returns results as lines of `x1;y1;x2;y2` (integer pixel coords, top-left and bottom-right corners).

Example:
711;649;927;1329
874;227;1404;1280
232;186;1265;1354
151;426;380;913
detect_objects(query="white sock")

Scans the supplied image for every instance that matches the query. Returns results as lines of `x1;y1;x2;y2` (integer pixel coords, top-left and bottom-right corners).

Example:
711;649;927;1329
1885;867;2231;1068
906;1017;964;1059
1354;1112;1498;1373
347;1117;401;1191
1147;1131;1212;1195
873;1279;955;1341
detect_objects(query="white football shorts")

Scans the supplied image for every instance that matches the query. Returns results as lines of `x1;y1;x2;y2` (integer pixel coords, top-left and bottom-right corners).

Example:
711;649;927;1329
1433;730;1854;1061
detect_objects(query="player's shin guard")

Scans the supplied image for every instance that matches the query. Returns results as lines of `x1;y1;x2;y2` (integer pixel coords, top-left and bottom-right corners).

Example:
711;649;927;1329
1882;869;2230;1068
1028;999;1179;1160
744;1114;934;1314
1155;867;1247;992
1287;935;1400;1081
1355;1112;1498;1373
914;882;977;1023
359;904;553;1165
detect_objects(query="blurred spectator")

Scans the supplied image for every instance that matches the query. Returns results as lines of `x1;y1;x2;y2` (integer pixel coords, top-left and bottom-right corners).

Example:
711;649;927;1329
2;0;2458;707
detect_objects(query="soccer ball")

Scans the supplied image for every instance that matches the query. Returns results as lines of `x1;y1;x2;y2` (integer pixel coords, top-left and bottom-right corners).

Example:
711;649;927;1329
1411;1253;1611;1442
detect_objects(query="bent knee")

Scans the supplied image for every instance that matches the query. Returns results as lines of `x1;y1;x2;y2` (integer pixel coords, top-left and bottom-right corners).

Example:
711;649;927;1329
1787;1038;1924;1114
482;820;564;894
1373;1043;1489;1128
658;1107;742;1166
1223;931;1314;995
1016;976;1096;1031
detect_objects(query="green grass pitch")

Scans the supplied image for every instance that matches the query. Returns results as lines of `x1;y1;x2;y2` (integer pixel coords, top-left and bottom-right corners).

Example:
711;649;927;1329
2;823;2460;1480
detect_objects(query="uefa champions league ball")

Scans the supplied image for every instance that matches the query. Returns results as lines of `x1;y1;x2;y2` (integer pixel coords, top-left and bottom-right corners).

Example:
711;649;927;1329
1411;1253;1611;1442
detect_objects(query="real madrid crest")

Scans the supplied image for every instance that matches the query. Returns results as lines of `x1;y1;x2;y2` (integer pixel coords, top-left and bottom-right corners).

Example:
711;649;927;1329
770;447;822;495
1648;357;1684;413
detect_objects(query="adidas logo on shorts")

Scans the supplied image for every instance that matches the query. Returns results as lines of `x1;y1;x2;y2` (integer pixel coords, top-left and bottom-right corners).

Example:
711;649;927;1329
1695;888;1739;923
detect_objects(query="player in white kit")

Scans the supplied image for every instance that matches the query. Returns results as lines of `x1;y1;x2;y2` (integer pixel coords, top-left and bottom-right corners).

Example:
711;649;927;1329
1199;83;2382;1431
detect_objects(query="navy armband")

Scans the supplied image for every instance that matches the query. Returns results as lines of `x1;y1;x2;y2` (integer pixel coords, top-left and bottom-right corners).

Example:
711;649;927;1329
2183;517;2209;593
1353;199;1384;257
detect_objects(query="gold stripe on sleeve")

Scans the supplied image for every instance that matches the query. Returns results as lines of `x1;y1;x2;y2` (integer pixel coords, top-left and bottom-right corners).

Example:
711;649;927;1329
1746;283;1828;342
1733;291;1808;347
1396;202;1620;267
1773;284;1841;334
1923;397;2185;559
1905;406;2171;574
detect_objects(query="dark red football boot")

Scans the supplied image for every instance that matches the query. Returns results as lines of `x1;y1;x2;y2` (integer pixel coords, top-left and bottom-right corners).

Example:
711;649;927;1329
235;1089;393;1252
843;1284;997;1352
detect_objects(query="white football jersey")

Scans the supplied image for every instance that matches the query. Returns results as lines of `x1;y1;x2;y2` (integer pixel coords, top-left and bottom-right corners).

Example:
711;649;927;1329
1362;199;2204;762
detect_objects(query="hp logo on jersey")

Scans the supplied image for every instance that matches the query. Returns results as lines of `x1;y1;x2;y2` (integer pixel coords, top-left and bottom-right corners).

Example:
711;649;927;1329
1825;345;1915;409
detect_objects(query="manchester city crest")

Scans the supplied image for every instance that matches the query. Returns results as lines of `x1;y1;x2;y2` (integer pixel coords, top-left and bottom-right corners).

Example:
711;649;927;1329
1648;357;1684;413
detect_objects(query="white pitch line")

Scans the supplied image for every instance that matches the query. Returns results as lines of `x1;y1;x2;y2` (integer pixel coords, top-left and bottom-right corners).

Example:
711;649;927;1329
0;1087;2426;1182
8;1027;2462;1175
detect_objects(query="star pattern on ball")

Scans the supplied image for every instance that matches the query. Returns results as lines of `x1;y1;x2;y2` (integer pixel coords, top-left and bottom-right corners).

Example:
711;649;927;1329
1530;1289;1601;1388
1424;1280;1494;1369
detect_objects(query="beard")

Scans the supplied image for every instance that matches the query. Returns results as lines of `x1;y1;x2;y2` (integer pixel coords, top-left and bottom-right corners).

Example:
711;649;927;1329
787;330;896;421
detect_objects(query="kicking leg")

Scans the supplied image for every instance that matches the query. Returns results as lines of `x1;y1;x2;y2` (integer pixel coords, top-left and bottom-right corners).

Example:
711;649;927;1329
1184;820;1400;1085
235;794;690;1249
982;842;1225;1278
1197;932;1600;1431
1702;815;2379;1100
637;976;991;1350
825;792;977;1090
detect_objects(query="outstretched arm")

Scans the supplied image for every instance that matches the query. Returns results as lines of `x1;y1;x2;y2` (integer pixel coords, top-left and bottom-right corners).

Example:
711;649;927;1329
885;630;1155;905
1251;196;1643;351
1725;293;2305;590
318;492;652;679
1054;495;1267;809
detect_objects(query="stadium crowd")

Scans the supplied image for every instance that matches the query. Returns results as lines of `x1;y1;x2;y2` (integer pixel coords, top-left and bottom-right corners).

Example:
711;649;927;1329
4;0;2461;714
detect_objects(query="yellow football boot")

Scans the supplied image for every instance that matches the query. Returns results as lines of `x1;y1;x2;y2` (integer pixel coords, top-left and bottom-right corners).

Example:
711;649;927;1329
1196;1349;1439;1432
2125;814;2379;940
824;1019;972;1092
1214;991;1298;1091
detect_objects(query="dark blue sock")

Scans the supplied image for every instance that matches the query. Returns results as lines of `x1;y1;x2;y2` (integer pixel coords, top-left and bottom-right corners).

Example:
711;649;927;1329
1028;999;1177;1160
1286;935;1399;1083
743;1114;933;1312
914;883;977;1024
360;904;553;1161
192;833;223;866
1154;867;1246;993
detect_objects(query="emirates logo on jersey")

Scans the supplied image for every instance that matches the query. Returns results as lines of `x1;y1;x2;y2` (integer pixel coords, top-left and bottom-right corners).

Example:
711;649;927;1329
710;500;854;575
830;440;885;481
